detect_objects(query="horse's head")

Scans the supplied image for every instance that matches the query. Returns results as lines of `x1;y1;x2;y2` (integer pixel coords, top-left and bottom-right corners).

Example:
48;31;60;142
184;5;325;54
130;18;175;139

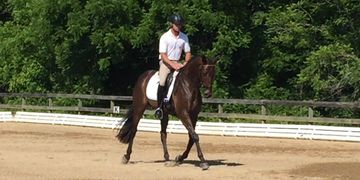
200;56;216;98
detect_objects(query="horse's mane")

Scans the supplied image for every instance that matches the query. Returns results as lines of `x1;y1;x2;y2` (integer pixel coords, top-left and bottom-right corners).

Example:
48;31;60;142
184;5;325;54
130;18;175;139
186;55;203;66
175;56;205;86
180;55;203;73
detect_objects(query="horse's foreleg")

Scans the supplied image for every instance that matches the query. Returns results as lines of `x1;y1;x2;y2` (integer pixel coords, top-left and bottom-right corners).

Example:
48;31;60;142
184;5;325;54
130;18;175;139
191;131;209;170
177;125;209;170
175;134;194;162
160;115;170;161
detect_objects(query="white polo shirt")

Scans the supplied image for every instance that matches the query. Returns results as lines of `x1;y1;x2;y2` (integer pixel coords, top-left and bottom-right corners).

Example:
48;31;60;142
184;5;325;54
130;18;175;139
159;29;190;61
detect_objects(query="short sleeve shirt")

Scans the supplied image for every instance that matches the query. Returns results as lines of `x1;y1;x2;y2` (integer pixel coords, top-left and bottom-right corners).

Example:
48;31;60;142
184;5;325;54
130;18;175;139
159;29;190;60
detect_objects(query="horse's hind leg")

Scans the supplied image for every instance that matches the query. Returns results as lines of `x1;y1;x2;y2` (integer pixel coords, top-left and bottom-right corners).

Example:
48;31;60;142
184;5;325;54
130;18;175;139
123;135;134;164
160;114;170;161
122;103;147;164
120;70;155;164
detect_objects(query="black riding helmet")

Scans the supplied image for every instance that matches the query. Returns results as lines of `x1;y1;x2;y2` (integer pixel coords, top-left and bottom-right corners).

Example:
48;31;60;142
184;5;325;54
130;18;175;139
169;14;185;26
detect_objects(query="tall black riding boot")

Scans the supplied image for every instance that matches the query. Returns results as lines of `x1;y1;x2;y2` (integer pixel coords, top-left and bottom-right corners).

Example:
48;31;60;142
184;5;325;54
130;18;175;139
155;85;165;119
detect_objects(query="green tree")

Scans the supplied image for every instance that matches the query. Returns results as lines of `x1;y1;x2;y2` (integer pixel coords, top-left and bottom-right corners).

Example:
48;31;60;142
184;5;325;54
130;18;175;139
248;0;360;101
2;0;359;104
0;0;252;97
0;0;11;23
297;43;360;101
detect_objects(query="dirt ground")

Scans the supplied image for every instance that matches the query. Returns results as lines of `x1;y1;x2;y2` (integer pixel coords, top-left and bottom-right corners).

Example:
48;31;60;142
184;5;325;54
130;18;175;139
0;122;360;180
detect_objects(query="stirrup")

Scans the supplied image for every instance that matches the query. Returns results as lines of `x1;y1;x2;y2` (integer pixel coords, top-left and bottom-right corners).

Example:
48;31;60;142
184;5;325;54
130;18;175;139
155;107;163;120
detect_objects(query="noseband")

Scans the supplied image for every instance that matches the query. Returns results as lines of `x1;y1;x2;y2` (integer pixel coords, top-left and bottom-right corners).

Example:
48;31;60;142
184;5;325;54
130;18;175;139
203;65;215;68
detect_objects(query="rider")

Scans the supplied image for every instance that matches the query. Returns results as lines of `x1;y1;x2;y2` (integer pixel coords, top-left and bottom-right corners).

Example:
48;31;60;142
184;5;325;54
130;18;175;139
154;14;192;119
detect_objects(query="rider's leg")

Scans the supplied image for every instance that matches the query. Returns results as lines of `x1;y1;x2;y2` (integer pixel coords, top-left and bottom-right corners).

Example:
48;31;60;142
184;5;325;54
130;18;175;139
155;85;165;119
155;60;170;119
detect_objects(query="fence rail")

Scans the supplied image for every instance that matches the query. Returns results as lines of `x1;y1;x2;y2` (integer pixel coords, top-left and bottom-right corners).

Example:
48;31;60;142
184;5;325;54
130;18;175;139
1;111;359;142
1;93;360;125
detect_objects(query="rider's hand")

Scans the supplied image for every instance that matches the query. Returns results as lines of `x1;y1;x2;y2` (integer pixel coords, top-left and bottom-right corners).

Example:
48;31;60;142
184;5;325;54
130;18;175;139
171;62;183;70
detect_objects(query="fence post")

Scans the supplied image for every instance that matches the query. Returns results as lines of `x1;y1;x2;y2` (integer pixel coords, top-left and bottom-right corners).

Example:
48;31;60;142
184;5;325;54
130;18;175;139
308;106;314;125
308;107;314;118
48;98;53;113
110;100;114;117
218;104;223;122
77;99;82;115
261;103;267;124
21;98;26;111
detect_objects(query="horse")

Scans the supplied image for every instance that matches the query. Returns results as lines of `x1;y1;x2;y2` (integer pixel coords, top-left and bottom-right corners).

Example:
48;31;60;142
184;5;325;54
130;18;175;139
116;55;216;170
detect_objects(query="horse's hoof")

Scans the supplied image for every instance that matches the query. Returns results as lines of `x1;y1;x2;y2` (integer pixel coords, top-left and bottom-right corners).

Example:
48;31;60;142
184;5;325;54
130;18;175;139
200;162;209;170
175;155;183;162
164;155;170;161
164;161;179;167
122;155;129;164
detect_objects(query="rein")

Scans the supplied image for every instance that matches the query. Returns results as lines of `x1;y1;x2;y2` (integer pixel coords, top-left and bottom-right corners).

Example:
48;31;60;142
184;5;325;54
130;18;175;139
203;65;215;67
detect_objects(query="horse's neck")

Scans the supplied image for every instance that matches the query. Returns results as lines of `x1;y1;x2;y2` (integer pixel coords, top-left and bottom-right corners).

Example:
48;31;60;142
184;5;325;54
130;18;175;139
180;62;201;86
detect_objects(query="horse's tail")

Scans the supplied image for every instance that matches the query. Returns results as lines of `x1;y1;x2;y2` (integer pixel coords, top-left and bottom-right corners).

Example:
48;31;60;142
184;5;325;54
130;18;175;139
116;107;135;144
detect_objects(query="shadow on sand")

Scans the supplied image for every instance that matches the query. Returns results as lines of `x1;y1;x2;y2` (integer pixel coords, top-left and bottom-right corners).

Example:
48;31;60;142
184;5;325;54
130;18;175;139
130;159;243;168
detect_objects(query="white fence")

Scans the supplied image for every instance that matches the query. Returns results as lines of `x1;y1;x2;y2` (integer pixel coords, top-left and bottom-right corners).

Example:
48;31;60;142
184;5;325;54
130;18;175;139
1;111;360;142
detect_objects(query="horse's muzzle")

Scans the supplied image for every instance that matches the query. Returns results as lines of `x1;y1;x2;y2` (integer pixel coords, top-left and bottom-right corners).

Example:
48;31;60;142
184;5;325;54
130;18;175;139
204;89;212;98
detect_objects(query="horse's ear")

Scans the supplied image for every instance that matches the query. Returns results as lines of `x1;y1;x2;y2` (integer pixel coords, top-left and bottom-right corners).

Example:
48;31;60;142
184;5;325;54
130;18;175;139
206;56;218;65
201;55;208;65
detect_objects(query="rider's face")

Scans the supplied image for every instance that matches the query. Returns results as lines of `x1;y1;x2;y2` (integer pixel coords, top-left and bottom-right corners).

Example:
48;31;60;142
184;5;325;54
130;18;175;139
172;23;182;32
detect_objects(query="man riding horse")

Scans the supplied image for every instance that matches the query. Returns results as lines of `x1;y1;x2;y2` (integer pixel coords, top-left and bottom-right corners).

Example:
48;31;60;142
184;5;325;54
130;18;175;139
117;14;216;170
155;14;191;119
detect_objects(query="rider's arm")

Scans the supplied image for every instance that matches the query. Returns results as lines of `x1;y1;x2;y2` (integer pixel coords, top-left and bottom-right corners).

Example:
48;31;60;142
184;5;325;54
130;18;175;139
161;53;182;70
160;53;172;66
185;52;191;63
183;35;191;64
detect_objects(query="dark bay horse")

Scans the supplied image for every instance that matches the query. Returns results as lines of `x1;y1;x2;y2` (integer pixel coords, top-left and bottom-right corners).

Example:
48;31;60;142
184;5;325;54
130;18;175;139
116;55;216;170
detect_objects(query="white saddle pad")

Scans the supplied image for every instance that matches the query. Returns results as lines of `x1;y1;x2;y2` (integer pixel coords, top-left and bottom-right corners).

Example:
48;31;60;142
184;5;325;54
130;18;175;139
146;71;179;101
